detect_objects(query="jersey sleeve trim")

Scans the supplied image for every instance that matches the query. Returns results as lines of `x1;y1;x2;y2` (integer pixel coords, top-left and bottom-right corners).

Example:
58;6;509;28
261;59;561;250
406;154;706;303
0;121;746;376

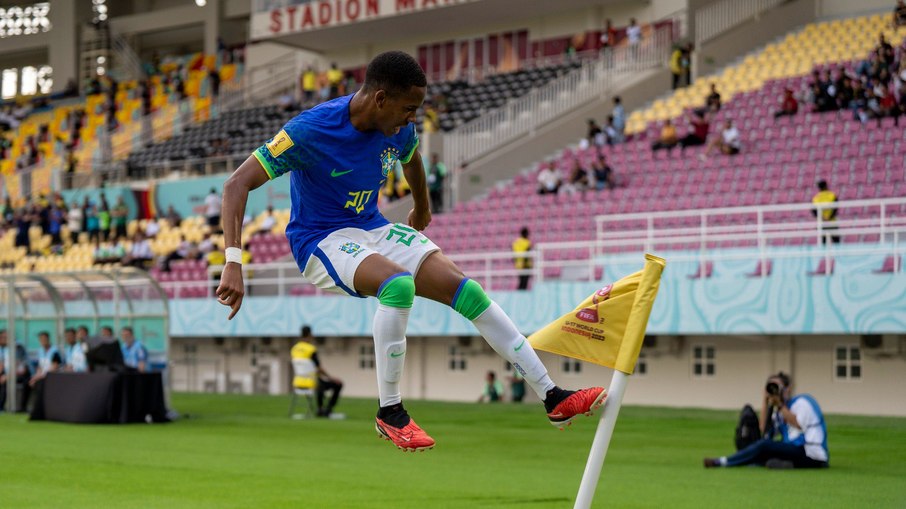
253;148;278;180
399;138;419;164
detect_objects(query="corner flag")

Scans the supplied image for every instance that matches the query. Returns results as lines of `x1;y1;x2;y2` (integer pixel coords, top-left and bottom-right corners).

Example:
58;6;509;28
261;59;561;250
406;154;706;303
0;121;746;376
527;254;665;509
528;254;665;373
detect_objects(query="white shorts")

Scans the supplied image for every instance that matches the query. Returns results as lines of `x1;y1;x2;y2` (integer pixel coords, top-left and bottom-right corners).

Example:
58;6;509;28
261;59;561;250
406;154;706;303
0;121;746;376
301;223;440;297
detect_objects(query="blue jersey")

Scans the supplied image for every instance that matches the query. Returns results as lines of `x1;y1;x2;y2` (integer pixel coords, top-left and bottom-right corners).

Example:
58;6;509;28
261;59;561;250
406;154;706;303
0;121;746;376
121;340;148;369
252;95;420;266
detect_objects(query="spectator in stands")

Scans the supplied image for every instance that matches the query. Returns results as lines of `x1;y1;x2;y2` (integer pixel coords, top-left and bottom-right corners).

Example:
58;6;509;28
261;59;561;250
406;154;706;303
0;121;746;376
513;227;532;291
703;119;741;158
426;152;447;213
94;239;126;265
63;327;87;373
706;83;721;112
651;119;679;152
812;180;839;245
205;187;222;232
835;77;855;110
327;63;344;99
123;232;153;268
0;329;30;412
208;67;221;98
48;205;64;251
14;208;32;253
679;110;710;153
120;327;148;372
774;88;799;119
591;155;616;190
896;0;906;27
257;206;277;236
98;195;112;242
873;86;900;126
84;203;99;247
29;331;62;387
478;371;504;403
563;159;589;194
537;162;561;195
587;119;603;146
602;115;622;145
111;196;128;240
141;216;159;239
626;18;642;57
600;18;616;54
199;232;215;255
612;96;626;136
0;196;11;227
292;326;343;417
165;205;182;228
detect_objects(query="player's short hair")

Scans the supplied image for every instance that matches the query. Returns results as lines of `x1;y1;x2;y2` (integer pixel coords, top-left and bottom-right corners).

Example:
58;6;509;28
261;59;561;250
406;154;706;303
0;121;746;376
301;325;312;337
364;51;427;97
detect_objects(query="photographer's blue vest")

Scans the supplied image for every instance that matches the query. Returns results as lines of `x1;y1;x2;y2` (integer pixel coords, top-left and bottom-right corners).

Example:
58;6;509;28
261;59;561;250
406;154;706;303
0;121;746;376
779;394;828;461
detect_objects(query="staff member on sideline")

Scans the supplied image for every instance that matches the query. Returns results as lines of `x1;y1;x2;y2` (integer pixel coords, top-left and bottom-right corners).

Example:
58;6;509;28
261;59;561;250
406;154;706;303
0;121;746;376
292;326;343;417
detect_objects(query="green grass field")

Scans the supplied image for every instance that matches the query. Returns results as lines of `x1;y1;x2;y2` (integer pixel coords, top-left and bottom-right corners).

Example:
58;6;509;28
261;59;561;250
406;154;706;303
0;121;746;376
2;393;905;508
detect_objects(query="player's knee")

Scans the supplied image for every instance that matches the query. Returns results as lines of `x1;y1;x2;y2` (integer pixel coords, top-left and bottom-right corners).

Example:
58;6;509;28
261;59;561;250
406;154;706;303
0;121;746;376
451;278;492;321
377;272;415;308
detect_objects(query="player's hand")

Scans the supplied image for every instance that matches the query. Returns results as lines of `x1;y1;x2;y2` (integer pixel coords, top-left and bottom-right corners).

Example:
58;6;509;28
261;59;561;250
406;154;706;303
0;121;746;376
408;207;431;231
216;262;245;320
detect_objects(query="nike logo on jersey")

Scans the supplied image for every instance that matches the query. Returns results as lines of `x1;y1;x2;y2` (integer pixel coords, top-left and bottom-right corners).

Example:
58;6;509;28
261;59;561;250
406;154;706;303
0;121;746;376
331;168;354;177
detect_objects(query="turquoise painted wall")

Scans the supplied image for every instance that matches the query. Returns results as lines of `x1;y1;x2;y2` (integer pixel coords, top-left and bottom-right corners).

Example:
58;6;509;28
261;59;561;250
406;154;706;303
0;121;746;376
167;253;906;337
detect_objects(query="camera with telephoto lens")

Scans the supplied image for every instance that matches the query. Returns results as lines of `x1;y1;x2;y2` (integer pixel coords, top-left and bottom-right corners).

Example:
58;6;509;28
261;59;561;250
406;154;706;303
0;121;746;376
765;381;782;397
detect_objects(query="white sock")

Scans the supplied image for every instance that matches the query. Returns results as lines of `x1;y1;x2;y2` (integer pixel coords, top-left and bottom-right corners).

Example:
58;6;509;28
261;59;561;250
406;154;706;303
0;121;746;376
373;304;410;407
471;301;556;400
719;457;728;466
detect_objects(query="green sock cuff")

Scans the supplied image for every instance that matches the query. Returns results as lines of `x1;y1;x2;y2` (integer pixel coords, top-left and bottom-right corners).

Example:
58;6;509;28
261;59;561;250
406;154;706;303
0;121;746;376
377;273;415;308
452;278;492;321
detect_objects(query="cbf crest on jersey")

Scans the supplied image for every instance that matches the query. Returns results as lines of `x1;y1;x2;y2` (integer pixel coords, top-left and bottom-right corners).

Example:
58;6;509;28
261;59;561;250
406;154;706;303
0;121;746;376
380;147;400;177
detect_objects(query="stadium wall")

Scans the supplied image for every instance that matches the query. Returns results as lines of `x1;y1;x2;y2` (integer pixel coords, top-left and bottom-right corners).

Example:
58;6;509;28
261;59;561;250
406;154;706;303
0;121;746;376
169;333;906;416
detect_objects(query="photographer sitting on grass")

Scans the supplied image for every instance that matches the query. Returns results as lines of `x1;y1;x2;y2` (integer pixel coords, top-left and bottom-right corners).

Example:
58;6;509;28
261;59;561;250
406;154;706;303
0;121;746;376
704;372;829;469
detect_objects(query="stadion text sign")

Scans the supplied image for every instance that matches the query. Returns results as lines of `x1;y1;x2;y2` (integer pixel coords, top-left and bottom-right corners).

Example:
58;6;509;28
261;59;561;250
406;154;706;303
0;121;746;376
251;0;478;40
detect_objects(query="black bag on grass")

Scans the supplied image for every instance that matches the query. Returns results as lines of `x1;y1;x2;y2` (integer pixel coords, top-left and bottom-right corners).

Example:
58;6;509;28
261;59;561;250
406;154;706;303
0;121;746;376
735;404;760;450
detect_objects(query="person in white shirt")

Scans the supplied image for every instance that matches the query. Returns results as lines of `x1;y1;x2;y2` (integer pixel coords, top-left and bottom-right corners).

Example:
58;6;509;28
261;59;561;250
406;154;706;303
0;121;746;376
704;372;829;469
702;119;741;159
123;232;153;268
63;328;87;373
205;187;221;231
536;162;561;195
257;206;277;236
144;218;160;238
67;201;83;245
29;331;62;386
626;18;641;46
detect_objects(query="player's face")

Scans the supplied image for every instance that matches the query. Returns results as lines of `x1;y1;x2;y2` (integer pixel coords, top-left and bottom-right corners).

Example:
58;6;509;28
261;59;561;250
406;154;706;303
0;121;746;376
378;85;426;136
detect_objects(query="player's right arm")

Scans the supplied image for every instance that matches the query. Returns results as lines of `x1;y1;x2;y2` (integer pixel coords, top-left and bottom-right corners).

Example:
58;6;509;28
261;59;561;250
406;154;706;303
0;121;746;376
216;156;269;320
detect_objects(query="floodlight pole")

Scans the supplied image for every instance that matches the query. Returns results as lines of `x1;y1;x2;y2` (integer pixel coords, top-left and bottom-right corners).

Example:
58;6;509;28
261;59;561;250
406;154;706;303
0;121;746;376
574;370;630;509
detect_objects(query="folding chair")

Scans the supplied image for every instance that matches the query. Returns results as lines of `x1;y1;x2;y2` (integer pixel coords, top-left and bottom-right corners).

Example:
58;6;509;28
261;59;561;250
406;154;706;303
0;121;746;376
288;358;318;419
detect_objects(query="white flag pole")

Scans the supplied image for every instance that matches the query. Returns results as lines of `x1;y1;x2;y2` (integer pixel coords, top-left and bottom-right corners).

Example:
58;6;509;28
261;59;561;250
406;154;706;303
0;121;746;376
573;369;630;509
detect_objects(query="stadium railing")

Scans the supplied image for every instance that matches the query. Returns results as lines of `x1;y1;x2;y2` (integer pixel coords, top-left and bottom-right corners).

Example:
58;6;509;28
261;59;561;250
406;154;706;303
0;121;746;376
155;197;906;298
444;24;672;184
694;0;789;47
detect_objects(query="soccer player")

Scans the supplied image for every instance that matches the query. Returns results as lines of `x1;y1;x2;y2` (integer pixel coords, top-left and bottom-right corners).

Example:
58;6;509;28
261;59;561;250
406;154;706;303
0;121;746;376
216;51;606;452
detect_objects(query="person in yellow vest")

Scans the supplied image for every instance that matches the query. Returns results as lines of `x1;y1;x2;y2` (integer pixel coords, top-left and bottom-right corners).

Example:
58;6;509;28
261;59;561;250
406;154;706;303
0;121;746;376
292;325;343;417
326;63;344;99
513;227;532;290
300;66;317;104
811;180;839;244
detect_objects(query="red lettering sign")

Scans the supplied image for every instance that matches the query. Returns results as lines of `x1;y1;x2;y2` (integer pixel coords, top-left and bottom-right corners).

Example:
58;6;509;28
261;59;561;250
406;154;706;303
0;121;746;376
318;1;332;25
396;0;415;11
285;5;297;31
346;0;360;20
301;3;314;28
269;9;281;33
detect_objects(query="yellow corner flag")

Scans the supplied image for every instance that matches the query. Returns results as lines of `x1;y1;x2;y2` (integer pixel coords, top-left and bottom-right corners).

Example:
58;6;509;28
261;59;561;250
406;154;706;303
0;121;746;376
528;254;665;374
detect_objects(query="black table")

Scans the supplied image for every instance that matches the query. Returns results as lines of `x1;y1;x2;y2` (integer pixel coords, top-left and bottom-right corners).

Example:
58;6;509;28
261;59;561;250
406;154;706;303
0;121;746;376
30;372;169;424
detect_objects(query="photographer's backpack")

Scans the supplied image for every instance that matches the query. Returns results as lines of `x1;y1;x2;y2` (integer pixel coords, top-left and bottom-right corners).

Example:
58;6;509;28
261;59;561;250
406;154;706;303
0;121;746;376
735;404;760;450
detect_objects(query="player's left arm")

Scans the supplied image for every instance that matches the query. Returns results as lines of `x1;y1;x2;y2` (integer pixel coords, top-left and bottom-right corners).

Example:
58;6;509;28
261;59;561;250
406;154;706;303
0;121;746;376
402;149;431;231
